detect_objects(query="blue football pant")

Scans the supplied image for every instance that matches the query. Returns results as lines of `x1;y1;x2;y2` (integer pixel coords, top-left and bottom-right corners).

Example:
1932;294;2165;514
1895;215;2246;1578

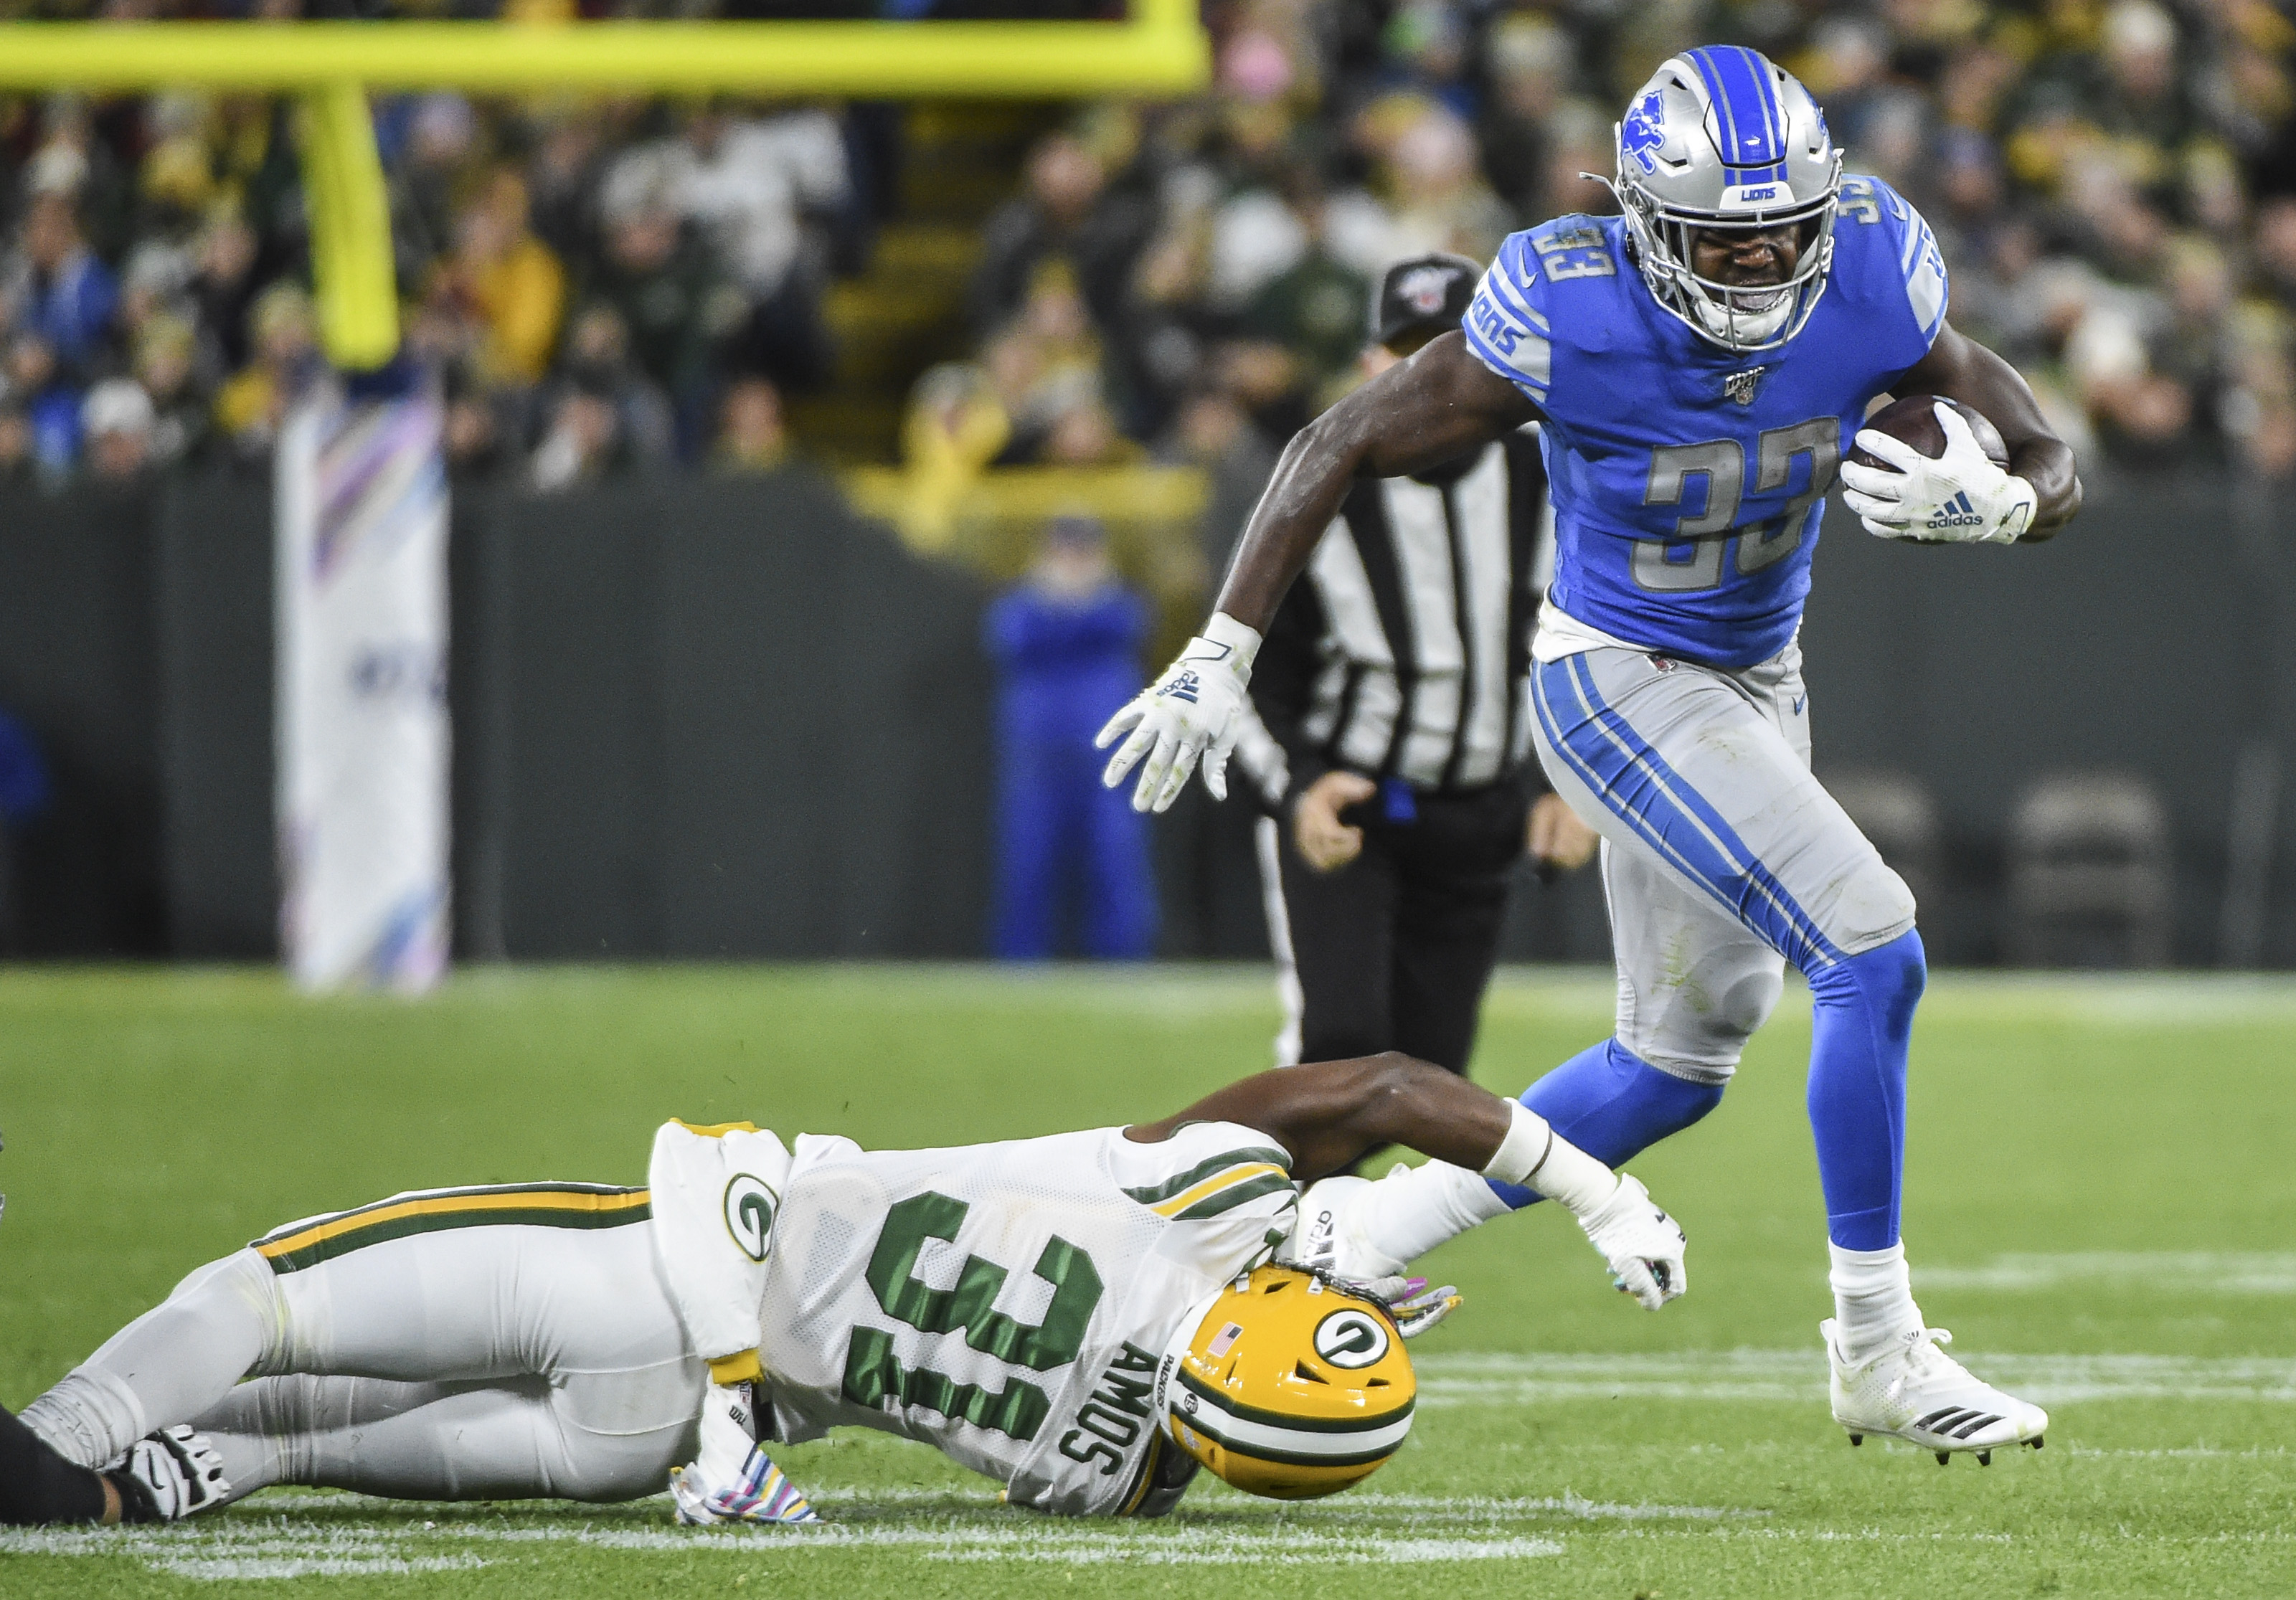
1518;633;1921;1250
992;736;1158;960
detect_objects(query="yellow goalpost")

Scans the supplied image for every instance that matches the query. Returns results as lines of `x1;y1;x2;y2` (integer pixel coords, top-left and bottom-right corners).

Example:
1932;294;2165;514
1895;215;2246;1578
0;1;1209;366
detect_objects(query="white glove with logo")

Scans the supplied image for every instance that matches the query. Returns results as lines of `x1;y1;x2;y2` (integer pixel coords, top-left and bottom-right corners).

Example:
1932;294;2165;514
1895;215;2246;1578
1838;401;2036;545
1570;1173;1688;1311
1096;612;1262;813
1357;1274;1464;1338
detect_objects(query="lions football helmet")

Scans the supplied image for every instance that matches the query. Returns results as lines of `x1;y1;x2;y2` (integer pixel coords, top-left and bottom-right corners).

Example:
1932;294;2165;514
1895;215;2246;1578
1154;1266;1416;1501
1608;44;1843;352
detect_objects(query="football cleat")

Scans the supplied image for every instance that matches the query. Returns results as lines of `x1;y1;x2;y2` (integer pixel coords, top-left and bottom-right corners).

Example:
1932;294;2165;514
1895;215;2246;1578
106;1426;230;1521
671;1444;817;1525
1823;1320;2047;1461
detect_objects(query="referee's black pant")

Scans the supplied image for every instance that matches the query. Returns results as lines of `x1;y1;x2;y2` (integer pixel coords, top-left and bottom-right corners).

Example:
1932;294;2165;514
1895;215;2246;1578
1262;779;1531;1075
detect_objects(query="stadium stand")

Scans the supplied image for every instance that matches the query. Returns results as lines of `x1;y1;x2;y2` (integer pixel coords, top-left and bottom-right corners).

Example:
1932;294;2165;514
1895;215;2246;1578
0;0;2289;494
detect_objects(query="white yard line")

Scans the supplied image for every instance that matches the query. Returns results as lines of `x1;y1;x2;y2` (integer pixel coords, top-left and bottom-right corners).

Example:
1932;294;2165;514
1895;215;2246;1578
1915;1252;2296;1294
1412;1350;2296;1404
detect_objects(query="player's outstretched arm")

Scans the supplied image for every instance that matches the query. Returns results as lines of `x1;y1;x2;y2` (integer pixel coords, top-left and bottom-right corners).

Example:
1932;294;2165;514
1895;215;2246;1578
1130;1051;1514;1179
1128;1052;1688;1310
1876;319;2083;541
1214;334;1541;630
1095;336;1538;814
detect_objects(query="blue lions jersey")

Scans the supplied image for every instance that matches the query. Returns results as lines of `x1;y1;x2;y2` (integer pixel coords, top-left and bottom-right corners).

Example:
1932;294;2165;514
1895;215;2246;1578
1463;176;1948;667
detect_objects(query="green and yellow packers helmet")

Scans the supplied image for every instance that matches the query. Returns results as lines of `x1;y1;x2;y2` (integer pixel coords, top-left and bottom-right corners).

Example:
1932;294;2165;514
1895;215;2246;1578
1152;1265;1415;1500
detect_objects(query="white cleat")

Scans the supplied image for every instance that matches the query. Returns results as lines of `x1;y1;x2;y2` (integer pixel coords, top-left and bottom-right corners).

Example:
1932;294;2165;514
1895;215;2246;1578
1823;1320;2047;1465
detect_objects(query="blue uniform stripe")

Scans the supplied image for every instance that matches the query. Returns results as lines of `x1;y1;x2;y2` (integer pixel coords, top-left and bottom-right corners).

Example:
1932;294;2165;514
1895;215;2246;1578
1744;47;1787;157
1485;263;1549;332
1687;49;1741;161
1531;655;1843;970
1691;45;1783;168
1463;319;1547;398
1737;46;1787;163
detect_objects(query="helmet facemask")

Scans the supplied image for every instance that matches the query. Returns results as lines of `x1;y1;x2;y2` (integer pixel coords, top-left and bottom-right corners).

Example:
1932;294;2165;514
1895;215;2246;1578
1610;159;1841;354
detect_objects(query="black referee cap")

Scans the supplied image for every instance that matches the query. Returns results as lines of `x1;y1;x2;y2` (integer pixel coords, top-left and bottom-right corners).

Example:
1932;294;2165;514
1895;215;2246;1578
1371;252;1483;352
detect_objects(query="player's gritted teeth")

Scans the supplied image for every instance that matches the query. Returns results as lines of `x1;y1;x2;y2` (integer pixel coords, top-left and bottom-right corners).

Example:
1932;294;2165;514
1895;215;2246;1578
1691;224;1800;288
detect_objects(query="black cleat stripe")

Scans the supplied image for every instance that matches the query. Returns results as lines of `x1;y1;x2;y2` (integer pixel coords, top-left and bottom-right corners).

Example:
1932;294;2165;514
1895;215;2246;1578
1917;1407;1974;1432
1951;1413;2002;1439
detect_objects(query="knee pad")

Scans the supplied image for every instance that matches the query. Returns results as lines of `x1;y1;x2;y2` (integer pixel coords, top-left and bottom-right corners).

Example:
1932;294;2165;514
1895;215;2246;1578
1622;955;1782;1084
1828;861;1919;958
1717;966;1785;1045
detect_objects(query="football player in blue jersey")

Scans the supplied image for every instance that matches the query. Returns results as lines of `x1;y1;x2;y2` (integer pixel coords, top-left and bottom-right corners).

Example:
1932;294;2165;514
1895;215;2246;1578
1099;46;2078;1465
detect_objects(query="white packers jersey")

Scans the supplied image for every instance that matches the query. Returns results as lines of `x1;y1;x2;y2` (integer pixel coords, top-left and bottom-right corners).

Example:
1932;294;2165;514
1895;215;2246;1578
755;1120;1299;1516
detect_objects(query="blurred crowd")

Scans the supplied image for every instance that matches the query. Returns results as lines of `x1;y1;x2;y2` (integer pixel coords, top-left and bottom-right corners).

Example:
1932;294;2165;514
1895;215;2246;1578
0;90;874;486
945;0;2296;482
1;0;2292;493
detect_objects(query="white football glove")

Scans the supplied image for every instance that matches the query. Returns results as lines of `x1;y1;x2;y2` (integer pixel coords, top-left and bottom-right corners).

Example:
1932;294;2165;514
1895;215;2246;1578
1095;612;1261;813
110;1426;231;1520
1357;1274;1464;1338
669;1381;818;1525
1838;401;2036;545
1569;1173;1688;1311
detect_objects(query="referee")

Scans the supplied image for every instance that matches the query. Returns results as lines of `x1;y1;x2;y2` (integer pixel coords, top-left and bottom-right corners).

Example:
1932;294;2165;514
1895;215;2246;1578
1234;253;1597;1074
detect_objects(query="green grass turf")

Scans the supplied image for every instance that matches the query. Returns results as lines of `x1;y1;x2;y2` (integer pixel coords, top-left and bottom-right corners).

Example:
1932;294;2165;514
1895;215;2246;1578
1;965;2291;1597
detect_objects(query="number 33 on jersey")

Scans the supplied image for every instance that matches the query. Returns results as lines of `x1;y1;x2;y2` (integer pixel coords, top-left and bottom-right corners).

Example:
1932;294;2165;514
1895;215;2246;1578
1464;175;1948;669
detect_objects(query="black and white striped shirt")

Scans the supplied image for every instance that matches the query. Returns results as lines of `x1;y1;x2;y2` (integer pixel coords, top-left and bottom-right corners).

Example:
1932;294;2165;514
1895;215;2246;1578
1239;430;1551;808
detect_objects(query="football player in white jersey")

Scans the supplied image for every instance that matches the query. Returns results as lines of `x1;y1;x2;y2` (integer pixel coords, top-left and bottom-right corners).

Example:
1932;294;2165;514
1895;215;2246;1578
1;1051;1686;1528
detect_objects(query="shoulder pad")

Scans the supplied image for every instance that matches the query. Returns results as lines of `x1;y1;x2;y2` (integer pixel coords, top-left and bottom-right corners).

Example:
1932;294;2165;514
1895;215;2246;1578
1835;174;1948;346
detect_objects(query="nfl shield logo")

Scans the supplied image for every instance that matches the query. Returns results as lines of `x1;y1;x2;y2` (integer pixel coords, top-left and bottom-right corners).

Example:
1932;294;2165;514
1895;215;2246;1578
1397;266;1450;316
1723;366;1767;406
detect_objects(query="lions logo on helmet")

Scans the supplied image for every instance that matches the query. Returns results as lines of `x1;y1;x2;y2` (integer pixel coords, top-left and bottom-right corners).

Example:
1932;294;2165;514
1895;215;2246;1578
1620;89;1667;175
1153;1266;1415;1501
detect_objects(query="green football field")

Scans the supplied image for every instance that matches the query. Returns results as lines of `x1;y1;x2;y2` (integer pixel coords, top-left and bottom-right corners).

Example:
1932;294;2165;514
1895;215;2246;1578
1;965;2291;1597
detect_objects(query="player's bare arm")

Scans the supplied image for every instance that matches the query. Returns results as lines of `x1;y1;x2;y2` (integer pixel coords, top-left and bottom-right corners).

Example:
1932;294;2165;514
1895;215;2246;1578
1212;337;1538;633
1884;319;2082;539
1131;1052;1690;1313
1095;339;1534;812
1126;1051;1514;1180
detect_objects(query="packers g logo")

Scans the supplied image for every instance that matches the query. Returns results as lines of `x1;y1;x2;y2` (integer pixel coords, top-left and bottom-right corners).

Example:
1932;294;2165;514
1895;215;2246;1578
1311;1307;1391;1370
722;1173;778;1262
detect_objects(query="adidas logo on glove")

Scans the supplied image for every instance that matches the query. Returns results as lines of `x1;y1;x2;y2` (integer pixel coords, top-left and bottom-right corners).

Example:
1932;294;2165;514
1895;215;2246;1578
1925;492;1987;531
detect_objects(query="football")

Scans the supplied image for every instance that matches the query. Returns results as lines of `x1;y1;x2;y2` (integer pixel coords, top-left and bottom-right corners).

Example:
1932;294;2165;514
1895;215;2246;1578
1849;394;2011;473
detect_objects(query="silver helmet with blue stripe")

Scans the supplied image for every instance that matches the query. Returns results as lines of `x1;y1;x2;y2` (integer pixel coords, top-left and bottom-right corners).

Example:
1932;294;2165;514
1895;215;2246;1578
1608;46;1842;353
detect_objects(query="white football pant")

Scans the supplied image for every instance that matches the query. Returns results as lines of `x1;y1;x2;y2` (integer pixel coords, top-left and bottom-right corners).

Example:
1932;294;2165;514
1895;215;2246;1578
22;1189;704;1503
